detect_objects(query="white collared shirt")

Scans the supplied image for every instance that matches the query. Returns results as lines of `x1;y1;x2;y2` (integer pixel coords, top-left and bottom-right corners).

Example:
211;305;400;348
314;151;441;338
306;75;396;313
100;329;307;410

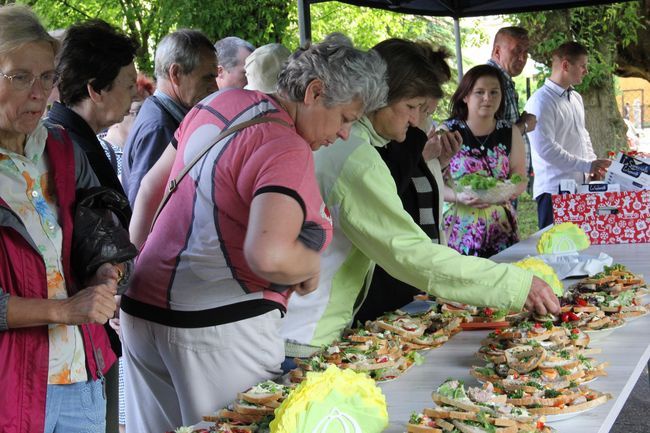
524;78;596;198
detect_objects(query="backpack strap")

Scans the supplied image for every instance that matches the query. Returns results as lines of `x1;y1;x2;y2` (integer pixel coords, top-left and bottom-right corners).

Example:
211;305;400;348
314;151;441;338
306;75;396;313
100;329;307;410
150;116;290;232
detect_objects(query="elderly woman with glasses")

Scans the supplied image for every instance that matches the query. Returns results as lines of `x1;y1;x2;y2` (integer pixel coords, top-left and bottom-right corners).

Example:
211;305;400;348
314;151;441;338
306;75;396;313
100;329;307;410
0;5;124;433
121;33;387;432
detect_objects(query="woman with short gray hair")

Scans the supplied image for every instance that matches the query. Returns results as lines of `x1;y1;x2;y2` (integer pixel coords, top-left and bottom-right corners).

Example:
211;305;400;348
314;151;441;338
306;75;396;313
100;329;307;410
277;33;387;113
121;33;387;432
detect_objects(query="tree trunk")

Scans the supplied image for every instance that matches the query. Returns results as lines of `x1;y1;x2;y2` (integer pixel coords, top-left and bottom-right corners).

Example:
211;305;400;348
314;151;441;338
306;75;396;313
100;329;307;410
582;80;627;157
615;0;650;81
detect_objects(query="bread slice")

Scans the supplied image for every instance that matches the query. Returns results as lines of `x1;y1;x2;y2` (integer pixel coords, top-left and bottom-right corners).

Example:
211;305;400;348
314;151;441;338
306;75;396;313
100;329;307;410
528;392;610;415
507;390;582;407
438;299;479;315
434;417;455;431
430;393;510;420
573;305;599;313
585;316;611;329
212;422;257;433
504;346;546;373
497;327;555;342
406;422;443;433
343;357;397;371
233;401;275;416
451;419;517;433
375;317;427;338
202;408;265;424
288;368;305;383
424;408;478;421
538;358;581;370
409;332;449;346
236;390;282;406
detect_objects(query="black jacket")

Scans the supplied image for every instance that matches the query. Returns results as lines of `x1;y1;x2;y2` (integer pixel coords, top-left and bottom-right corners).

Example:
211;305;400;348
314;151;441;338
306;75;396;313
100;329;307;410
46;101;130;356
47;102;127;200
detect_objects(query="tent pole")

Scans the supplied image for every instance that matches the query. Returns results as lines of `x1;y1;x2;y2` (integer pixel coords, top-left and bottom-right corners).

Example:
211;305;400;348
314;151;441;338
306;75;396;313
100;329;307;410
298;0;312;46
454;17;463;80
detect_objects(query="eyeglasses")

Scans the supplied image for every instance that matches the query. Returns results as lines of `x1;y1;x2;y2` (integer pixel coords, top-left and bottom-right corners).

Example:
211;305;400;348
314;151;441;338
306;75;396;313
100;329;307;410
0;70;57;91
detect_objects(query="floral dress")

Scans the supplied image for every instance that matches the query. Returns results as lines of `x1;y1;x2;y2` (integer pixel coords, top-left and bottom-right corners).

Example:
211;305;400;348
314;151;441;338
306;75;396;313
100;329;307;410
443;119;519;257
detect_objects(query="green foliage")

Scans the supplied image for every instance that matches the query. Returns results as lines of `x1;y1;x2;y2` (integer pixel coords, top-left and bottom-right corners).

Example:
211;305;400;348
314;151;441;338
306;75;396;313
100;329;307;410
283;2;437;50
282;1;459;121
514;3;643;92
172;0;289;47
23;0;462;119
22;0;292;73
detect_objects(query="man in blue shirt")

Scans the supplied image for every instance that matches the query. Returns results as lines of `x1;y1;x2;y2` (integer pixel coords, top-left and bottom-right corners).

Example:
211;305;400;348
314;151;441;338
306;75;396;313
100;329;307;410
121;29;218;206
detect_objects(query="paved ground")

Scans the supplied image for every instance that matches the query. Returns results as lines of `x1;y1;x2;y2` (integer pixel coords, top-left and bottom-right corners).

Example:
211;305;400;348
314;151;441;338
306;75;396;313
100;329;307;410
611;129;649;432
611;366;650;432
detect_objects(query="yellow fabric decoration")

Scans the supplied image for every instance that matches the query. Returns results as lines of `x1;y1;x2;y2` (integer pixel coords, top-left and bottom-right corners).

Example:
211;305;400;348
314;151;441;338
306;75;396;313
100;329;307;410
514;257;564;295
270;365;388;433
537;222;590;254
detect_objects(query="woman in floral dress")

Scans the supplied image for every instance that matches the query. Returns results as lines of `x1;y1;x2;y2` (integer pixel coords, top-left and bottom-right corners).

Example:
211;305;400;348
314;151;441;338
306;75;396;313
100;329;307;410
442;65;527;257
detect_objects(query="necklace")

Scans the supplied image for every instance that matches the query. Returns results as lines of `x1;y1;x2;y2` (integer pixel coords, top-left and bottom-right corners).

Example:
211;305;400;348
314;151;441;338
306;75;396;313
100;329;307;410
462;120;494;151
462;120;497;176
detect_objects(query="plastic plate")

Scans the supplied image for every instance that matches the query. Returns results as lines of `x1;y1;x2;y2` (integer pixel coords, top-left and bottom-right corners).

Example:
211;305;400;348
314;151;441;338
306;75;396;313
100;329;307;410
583;322;625;341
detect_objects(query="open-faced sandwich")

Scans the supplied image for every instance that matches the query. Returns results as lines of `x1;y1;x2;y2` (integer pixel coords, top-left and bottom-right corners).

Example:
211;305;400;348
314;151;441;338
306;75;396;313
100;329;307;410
482;320;566;344
289;313;439;383
438;299;479;316
567;289;648;320
437;298;510;327
203;380;294;432
500;384;610;417
473;322;607;390
291;333;405;381
571;264;647;295
406;379;552;433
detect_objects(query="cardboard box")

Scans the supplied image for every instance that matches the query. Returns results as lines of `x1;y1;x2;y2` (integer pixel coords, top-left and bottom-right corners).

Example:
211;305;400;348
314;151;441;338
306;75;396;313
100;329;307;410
604;152;650;191
559;179;578;194
552;190;650;244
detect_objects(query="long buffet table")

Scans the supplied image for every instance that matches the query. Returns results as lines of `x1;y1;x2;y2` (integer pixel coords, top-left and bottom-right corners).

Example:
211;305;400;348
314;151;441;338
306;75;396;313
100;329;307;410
380;231;650;433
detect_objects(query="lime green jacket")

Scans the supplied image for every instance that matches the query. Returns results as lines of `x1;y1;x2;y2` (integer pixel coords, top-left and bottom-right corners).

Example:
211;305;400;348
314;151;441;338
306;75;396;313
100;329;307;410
281;116;533;355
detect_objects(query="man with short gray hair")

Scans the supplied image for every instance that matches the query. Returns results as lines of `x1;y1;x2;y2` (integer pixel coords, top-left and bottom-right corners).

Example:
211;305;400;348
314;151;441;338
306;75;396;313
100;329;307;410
214;36;254;89
488;26;536;204
122;29;218;205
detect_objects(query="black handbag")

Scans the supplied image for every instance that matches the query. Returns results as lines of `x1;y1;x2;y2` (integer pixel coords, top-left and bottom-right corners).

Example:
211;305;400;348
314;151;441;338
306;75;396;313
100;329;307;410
71;186;137;287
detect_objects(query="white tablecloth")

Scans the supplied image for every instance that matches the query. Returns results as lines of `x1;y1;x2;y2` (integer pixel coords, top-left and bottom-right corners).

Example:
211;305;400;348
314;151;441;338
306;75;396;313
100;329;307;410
380;232;650;433
192;233;649;433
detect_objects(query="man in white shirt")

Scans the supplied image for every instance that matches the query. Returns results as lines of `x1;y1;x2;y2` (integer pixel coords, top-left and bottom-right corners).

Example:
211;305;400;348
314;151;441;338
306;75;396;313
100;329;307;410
524;41;611;229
